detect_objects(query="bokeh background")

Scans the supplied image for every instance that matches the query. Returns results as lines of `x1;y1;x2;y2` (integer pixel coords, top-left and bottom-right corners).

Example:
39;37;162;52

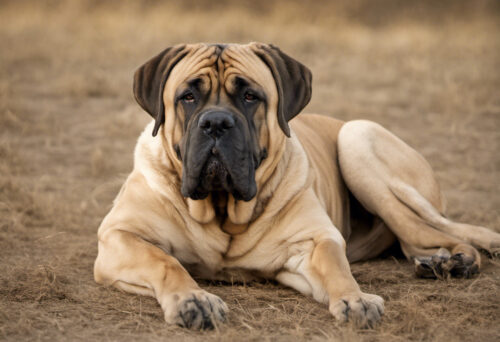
1;1;499;341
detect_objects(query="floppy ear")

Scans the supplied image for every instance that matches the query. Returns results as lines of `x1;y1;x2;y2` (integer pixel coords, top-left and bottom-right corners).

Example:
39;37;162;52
254;44;312;137
133;45;189;136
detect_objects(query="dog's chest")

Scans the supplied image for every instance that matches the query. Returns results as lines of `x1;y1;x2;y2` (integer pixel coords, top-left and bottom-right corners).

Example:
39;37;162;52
176;219;288;279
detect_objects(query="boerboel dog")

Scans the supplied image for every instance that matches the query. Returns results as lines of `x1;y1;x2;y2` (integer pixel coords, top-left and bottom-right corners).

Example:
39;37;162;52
94;43;500;329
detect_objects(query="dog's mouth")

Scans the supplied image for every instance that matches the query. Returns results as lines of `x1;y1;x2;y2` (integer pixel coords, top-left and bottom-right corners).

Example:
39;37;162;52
199;155;232;193
182;147;256;202
181;144;235;200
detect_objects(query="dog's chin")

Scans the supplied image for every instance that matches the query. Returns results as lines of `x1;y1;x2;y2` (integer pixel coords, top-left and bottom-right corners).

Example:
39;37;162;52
183;156;256;202
200;156;232;193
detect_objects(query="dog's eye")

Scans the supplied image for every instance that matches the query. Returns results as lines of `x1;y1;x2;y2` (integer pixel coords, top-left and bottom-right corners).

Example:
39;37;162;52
181;92;195;103
244;92;258;103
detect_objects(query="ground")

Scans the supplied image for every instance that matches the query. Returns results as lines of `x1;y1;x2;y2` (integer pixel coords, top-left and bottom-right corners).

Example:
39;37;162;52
1;1;499;341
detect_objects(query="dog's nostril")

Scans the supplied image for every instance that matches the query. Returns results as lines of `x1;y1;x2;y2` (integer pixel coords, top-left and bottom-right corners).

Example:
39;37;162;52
198;116;210;129
221;117;235;129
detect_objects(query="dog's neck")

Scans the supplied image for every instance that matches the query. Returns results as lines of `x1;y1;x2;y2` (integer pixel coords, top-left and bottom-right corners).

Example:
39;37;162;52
210;191;249;234
212;191;228;219
217;190;258;234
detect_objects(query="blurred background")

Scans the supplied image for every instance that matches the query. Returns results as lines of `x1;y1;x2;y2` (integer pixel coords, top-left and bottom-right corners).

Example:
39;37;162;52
1;1;499;341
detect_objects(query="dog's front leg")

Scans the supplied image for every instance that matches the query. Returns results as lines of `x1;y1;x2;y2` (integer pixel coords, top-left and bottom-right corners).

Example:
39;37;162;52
311;239;384;327
94;229;228;330
277;238;383;328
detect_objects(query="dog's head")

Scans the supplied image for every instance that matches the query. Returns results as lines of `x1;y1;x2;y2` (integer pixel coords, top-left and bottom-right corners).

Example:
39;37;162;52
133;43;311;204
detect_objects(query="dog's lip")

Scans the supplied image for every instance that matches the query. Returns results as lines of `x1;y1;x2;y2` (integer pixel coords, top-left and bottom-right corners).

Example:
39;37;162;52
202;155;229;187
184;152;231;197
186;154;257;201
202;145;257;201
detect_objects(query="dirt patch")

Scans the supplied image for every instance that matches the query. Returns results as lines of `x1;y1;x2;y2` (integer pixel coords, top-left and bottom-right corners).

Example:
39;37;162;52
1;1;499;341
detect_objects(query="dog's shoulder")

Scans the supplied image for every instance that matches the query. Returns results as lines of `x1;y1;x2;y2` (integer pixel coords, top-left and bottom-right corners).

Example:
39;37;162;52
98;122;185;237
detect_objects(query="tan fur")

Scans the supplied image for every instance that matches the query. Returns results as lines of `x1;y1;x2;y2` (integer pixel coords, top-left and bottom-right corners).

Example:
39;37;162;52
94;43;500;329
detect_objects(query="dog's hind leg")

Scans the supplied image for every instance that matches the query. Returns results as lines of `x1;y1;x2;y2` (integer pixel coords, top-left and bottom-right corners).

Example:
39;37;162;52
389;181;500;253
338;120;500;278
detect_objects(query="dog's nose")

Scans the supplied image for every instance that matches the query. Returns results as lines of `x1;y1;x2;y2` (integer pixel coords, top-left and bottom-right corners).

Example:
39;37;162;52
198;111;235;138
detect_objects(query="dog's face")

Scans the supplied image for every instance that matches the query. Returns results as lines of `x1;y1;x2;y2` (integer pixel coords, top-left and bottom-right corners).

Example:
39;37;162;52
133;43;311;203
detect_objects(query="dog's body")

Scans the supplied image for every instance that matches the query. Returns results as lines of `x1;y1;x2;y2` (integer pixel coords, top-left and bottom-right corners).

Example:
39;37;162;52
94;43;500;329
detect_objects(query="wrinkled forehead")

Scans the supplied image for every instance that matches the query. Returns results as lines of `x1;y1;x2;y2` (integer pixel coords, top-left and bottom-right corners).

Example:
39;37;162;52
220;44;276;89
164;43;276;96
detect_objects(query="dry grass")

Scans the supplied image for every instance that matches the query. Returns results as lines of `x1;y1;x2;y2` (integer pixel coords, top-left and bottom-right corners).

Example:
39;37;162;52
1;1;499;341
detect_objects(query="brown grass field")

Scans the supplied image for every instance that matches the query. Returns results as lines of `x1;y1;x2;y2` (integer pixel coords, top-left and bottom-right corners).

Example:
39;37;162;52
1;1;499;341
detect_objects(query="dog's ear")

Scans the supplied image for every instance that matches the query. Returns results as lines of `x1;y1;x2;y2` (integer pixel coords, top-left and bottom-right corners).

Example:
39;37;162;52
133;45;189;136
254;44;312;137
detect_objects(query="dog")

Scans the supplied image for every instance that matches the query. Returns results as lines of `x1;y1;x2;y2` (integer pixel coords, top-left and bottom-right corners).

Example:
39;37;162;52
94;43;500;329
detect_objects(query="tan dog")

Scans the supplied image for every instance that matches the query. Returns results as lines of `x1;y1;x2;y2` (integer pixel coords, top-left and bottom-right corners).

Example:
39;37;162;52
94;43;500;329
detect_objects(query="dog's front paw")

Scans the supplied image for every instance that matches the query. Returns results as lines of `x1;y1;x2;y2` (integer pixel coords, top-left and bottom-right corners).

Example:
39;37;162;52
162;289;228;330
329;292;384;328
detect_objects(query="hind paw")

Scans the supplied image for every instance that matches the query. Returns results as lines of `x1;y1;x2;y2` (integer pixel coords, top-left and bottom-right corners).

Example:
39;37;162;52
414;248;479;279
